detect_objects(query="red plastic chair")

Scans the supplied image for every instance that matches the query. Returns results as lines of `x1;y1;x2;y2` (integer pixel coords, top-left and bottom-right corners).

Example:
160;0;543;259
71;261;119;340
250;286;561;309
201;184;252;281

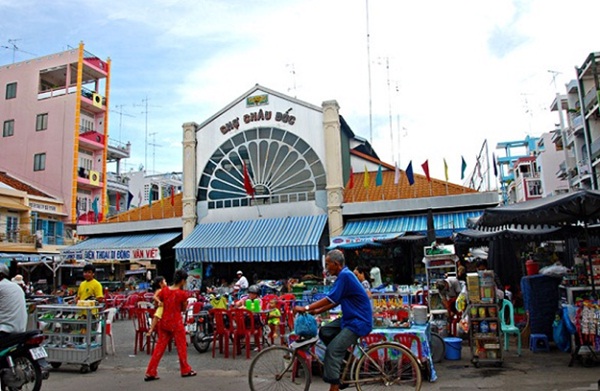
359;333;387;369
121;293;141;319
261;294;279;310
133;307;155;354
210;309;234;358
230;308;262;359
279;294;296;311
393;333;423;361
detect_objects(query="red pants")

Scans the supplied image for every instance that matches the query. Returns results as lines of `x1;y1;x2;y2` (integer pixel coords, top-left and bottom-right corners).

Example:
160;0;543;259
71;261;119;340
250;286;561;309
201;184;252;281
145;324;192;377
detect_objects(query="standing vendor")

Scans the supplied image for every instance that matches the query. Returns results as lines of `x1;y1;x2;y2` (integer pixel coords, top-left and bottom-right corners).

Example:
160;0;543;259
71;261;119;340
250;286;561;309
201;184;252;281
76;264;104;303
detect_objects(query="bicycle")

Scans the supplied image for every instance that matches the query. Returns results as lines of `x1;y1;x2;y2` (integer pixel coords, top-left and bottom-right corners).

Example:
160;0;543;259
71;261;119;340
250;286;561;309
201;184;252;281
248;335;423;390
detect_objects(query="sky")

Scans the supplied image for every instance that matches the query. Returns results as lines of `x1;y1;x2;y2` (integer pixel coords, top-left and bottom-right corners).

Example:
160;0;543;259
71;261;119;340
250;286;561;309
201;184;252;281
2;0;600;186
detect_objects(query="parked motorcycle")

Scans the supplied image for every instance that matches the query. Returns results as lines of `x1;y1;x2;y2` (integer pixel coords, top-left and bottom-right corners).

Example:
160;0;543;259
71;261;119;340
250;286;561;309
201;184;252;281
0;329;49;391
192;310;214;353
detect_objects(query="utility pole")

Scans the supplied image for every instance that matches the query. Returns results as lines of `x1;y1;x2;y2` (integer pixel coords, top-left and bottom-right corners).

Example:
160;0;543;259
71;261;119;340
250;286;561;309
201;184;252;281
365;0;373;145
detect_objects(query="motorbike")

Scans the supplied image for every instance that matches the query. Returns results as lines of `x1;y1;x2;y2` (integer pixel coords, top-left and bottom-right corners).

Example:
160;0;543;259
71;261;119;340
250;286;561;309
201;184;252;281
0;329;49;391
192;310;214;353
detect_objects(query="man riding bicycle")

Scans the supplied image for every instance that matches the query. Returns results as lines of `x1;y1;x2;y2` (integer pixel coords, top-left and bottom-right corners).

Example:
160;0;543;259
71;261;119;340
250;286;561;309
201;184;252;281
294;249;373;391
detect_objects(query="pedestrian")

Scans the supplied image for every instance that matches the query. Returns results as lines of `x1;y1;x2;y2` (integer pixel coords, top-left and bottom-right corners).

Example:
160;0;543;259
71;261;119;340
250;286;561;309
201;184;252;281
144;269;196;381
76;264;104;303
353;265;372;298
0;264;27;336
267;298;281;340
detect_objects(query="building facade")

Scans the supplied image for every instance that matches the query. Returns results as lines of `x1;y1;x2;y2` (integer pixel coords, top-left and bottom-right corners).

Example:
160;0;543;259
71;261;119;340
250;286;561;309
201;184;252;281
0;42;131;238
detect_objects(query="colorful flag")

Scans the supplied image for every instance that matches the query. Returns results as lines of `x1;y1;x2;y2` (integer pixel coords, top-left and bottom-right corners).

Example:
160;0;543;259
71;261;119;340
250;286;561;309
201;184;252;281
492;153;498;177
243;162;255;197
461;156;467;180
443;158;449;182
421;160;431;182
363;165;370;188
159;186;164;207
405;161;415;186
137;189;142;206
116;192;121;212
127;191;134;210
375;164;383;187
149;187;153;206
347;166;354;189
394;162;400;185
170;186;175;206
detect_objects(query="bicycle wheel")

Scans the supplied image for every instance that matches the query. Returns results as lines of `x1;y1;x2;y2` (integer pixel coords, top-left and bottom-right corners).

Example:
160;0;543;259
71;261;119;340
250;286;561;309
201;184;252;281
354;342;422;391
248;346;310;391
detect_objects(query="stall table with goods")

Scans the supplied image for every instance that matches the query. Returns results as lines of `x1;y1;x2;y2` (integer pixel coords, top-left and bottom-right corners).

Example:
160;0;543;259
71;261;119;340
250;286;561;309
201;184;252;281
35;301;106;373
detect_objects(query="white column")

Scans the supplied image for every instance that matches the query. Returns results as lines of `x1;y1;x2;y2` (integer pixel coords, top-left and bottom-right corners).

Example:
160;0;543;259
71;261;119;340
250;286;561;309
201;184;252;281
182;122;198;238
322;100;344;237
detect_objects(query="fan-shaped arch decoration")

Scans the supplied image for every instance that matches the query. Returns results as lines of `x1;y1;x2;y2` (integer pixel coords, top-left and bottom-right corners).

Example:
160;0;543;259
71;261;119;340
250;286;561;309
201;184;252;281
197;127;326;208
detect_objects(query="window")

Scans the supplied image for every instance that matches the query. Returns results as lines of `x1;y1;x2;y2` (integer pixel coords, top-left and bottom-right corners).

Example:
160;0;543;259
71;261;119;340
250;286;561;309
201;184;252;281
33;153;46;171
36;113;48;131
3;119;14;137
5;82;17;99
6;215;18;242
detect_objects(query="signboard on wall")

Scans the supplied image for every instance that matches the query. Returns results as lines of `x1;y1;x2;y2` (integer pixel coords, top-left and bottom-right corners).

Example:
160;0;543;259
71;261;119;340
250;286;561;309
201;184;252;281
61;247;161;262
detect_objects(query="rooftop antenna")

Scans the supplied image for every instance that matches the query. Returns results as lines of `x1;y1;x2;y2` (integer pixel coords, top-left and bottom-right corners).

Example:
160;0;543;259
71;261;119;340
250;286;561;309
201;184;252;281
110;104;135;143
133;96;160;172
286;63;297;98
148;132;162;174
548;70;562;92
1;39;36;63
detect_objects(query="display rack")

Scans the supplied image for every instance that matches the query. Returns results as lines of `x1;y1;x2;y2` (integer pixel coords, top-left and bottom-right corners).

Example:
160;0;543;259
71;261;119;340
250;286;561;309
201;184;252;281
35;304;106;373
467;302;503;367
423;244;458;313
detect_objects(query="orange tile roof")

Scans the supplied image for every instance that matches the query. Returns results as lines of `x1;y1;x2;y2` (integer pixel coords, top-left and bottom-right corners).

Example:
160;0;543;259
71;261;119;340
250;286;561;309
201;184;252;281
104;192;183;223
0;171;53;198
345;170;476;203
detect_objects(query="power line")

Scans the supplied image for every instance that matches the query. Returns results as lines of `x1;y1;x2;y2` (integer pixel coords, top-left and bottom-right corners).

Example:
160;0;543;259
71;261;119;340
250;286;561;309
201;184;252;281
133;96;160;172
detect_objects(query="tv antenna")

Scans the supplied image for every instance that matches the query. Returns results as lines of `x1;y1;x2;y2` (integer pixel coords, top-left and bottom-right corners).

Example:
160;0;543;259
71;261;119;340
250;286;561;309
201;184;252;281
148;132;162;173
110;104;135;143
133;96;160;172
548;70;562;92
1;39;36;63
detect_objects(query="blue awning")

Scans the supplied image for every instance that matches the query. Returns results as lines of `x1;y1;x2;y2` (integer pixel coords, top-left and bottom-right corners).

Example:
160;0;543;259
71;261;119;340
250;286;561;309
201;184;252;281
60;232;181;262
336;210;483;243
174;214;328;263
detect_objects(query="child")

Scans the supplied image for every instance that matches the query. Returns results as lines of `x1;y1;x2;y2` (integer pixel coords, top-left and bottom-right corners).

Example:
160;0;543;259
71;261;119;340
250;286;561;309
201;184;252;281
267;299;281;340
147;276;167;335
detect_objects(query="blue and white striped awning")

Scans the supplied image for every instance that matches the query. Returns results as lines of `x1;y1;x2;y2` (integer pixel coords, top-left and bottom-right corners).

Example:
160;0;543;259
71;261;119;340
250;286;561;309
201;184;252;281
339;210;483;241
60;232;181;262
174;214;328;263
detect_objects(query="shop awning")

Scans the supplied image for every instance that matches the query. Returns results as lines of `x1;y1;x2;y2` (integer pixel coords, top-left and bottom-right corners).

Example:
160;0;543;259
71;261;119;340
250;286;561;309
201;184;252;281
60;232;181;262
174;214;327;263
335;210;483;244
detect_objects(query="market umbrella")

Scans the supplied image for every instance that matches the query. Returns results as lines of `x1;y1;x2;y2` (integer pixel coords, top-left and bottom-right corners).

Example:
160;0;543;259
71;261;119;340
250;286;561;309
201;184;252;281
426;208;436;245
476;189;600;295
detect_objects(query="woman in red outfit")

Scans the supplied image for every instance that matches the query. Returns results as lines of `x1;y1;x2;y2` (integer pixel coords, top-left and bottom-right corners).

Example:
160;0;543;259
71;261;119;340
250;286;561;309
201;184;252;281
145;269;196;381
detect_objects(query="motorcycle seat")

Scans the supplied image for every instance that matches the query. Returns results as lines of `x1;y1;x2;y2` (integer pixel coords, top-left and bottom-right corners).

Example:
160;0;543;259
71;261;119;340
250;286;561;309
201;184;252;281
0;330;42;349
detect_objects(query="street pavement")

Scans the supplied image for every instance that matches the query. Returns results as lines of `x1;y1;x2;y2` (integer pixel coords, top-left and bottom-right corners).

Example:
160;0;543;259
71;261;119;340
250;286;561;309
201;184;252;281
42;316;599;391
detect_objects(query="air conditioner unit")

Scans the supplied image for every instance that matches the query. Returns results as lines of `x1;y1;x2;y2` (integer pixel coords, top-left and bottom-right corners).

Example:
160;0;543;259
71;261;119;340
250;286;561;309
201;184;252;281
91;92;103;108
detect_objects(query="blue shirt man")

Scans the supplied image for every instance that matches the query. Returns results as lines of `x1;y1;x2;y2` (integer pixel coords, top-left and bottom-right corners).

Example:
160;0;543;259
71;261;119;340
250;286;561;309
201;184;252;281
295;249;372;391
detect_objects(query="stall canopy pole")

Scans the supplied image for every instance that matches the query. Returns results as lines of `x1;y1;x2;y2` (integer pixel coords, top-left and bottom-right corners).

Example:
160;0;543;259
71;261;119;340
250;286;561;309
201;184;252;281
584;222;597;296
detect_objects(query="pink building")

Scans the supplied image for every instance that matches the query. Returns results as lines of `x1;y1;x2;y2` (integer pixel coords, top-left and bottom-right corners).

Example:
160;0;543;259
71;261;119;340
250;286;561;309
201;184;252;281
0;42;127;236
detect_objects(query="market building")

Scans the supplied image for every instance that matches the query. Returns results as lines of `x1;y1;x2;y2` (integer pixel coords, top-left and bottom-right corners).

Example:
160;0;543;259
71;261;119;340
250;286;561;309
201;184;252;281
175;84;499;287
